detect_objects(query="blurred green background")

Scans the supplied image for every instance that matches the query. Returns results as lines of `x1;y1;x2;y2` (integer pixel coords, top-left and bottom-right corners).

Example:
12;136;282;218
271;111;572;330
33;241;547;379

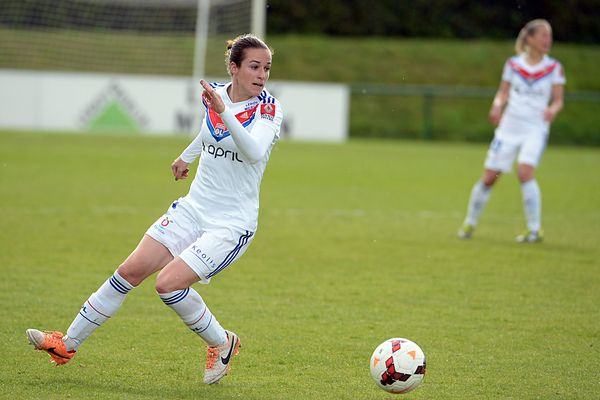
1;0;599;145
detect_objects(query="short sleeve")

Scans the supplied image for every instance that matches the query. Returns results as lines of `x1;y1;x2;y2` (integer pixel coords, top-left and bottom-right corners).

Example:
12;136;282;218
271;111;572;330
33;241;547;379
552;62;566;85
501;59;513;82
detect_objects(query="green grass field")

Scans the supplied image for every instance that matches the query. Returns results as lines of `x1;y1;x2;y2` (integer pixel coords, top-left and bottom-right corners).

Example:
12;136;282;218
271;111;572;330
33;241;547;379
1;131;599;399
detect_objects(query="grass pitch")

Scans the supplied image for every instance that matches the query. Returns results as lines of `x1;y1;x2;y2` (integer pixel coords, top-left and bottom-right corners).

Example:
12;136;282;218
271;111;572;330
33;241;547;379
0;131;598;399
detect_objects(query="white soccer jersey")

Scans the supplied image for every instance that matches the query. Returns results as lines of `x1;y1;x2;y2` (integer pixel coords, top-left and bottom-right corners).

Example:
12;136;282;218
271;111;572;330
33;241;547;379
179;83;283;231
501;54;566;124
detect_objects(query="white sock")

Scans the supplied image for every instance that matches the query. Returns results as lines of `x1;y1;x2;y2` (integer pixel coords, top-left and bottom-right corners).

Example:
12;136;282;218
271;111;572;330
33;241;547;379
159;288;227;346
64;271;134;351
521;179;541;231
464;180;492;227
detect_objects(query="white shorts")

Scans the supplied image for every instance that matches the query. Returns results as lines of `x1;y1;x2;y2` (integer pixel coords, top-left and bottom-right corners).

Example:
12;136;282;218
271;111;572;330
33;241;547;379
484;129;548;173
146;199;255;284
485;116;549;172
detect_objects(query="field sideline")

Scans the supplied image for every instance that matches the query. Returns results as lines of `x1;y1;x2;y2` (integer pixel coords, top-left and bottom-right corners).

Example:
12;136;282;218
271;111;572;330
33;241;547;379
0;131;598;399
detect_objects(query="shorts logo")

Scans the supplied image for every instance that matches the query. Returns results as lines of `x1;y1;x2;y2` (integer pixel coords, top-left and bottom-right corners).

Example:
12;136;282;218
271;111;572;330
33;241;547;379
153;216;173;235
260;103;275;121
160;217;172;227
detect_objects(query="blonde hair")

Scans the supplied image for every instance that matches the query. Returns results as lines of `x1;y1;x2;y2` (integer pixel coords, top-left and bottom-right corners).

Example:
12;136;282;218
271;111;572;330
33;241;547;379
515;19;552;55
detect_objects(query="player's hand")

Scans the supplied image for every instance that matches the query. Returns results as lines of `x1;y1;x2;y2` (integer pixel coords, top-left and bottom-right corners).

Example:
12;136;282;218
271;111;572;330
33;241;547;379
172;157;189;181
488;105;502;126
200;79;225;114
543;107;557;122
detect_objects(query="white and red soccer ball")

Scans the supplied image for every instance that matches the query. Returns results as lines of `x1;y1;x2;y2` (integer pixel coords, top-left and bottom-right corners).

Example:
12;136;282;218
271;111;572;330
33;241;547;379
370;338;426;394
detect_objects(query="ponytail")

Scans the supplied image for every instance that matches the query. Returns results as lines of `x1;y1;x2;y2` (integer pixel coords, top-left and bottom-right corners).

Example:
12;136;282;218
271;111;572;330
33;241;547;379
224;34;272;75
514;19;551;55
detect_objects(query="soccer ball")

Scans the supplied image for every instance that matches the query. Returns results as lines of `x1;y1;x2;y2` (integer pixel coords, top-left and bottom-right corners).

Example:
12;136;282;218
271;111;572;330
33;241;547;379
369;338;426;394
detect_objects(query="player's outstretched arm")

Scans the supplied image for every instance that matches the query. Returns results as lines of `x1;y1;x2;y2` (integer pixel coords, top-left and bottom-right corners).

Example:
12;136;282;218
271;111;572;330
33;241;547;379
219;108;276;162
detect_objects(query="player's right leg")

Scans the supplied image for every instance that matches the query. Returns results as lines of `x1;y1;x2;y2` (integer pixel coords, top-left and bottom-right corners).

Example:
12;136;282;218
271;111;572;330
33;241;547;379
27;235;173;365
26;330;75;365
459;137;516;239
459;169;501;239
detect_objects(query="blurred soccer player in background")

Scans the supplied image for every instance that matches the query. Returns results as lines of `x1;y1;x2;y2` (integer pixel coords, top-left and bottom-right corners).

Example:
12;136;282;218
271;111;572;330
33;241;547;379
458;19;565;242
27;33;283;385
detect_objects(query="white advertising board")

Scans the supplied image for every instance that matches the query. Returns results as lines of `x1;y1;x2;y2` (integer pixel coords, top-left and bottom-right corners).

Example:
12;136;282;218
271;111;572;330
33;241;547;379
0;70;348;142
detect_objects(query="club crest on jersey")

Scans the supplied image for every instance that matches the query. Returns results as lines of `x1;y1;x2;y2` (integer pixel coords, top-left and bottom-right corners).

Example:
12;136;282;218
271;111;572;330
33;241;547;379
205;104;258;142
260;103;276;121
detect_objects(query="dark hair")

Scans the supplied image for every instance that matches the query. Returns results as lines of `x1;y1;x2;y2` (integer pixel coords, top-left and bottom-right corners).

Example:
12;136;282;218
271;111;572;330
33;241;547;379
225;34;273;73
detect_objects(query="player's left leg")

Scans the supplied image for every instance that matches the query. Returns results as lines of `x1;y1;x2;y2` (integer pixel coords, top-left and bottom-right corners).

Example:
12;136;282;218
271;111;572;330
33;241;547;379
155;257;228;347
515;133;547;242
516;164;543;242
155;229;253;384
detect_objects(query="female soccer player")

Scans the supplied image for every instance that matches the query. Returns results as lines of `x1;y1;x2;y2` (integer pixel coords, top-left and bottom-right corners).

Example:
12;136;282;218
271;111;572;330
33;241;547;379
26;34;283;385
458;19;565;242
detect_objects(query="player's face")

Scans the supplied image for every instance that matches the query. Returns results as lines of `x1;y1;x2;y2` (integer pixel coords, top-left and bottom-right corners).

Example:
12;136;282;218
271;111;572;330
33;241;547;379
230;48;272;99
528;25;552;55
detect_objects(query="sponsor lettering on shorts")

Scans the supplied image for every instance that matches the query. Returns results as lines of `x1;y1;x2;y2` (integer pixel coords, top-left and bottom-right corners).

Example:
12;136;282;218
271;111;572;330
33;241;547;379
190;245;218;269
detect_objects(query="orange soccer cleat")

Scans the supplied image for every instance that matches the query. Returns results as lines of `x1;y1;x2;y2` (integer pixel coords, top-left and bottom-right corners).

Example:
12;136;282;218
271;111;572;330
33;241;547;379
26;329;76;365
203;330;241;384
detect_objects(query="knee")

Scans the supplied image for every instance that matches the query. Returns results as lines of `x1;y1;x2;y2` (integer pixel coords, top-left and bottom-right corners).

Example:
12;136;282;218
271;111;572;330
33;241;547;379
117;262;146;287
155;270;177;294
518;172;534;183
517;165;535;183
155;259;199;294
482;170;501;187
154;278;169;294
482;177;496;187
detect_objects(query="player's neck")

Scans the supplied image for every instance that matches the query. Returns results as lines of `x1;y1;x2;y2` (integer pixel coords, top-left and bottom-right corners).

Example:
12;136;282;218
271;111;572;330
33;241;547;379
227;83;252;103
525;51;545;66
